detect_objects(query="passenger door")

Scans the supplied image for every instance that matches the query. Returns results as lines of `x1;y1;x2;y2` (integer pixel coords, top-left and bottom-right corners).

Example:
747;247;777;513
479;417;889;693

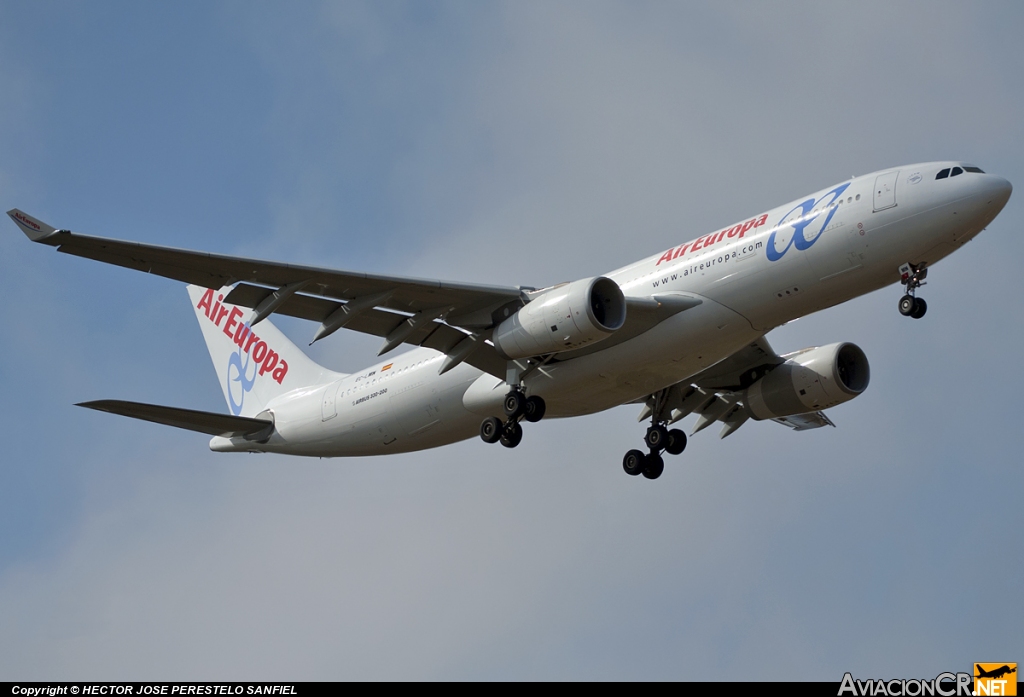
873;171;899;212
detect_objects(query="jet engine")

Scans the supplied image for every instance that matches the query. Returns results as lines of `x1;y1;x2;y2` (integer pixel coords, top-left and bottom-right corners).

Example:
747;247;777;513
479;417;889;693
492;277;626;359
744;342;870;420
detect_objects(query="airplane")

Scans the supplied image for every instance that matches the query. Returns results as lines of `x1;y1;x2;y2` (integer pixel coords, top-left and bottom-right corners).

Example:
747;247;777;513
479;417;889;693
975;665;1016;680
8;161;1012;480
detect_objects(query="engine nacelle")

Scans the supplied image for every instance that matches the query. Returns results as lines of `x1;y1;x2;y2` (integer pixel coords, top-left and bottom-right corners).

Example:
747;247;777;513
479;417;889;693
493;277;626;359
744;342;870;420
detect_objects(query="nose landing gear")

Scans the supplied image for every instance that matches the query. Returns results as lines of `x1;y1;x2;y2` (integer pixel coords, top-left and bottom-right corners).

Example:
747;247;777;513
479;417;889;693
898;262;928;319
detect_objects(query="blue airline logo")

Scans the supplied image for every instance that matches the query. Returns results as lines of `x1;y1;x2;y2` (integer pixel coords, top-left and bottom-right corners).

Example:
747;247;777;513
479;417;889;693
766;182;851;262
227;342;258;416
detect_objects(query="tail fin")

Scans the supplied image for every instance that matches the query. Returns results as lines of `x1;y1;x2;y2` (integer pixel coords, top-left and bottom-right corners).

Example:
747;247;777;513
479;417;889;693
187;285;345;417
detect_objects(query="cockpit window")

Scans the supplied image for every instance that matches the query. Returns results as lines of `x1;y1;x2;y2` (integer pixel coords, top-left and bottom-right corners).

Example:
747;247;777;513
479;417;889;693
963;166;985;173
936;168;950;180
950;166;963;177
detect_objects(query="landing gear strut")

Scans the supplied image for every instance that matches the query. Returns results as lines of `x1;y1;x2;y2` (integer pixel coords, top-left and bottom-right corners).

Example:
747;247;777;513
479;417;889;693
479;385;546;449
898;262;928;319
623;395;687;479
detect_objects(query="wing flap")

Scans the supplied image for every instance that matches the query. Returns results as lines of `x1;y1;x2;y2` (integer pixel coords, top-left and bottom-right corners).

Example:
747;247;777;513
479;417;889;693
77;400;275;440
224;283;507;379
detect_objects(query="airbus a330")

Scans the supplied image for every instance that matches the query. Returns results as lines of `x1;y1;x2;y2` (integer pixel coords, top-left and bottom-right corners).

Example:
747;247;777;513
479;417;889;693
9;161;1011;479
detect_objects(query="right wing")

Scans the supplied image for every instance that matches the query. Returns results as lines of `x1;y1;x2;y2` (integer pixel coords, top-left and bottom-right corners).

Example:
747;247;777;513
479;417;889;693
9;208;522;378
8;209;524;326
220;282;509;378
10;209;703;380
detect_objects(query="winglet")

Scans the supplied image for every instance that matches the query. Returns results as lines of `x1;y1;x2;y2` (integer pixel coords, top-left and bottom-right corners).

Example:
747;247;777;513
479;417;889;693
7;208;61;242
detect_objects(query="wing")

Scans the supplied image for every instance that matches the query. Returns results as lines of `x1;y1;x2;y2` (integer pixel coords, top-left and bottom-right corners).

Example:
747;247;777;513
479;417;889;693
11;209;703;381
9;209;523;378
8;209;523;324
635;337;836;439
220;281;507;378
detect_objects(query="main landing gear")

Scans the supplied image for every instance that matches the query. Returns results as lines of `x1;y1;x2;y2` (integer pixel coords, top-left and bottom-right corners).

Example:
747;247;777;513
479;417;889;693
479;387;546;449
623;420;687;480
897;262;928;319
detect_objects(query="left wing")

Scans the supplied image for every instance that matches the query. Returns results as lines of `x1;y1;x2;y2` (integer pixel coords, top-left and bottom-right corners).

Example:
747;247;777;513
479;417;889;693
636;337;836;439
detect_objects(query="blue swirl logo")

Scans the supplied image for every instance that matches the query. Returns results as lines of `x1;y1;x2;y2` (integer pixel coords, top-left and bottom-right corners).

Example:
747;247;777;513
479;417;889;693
226;334;257;416
766;182;851;262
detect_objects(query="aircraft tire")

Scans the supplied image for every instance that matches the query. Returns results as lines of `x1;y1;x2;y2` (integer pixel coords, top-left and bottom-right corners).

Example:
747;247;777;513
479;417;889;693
523;395;546;423
645;424;669;450
480;417;503;444
911;297;927;319
503;391;526;419
623;449;646;476
665;429;687;455
500;422;523;448
642;453;665;480
898;295;916;316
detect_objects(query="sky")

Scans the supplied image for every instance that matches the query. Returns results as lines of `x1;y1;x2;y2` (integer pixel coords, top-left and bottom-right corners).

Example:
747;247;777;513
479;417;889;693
0;0;1022;681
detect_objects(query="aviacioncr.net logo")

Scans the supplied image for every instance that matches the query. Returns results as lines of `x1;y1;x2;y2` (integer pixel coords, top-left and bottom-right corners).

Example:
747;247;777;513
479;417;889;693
975;664;1017;696
766;181;851;261
839;672;973;697
227;343;257;416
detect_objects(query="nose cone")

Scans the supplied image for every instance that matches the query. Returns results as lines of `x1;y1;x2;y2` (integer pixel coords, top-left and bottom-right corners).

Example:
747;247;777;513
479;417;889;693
987;175;1012;210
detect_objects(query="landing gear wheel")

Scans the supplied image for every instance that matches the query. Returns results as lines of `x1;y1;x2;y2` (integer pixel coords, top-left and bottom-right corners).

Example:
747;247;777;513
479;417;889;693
644;424;669;450
665;429;687;456
523;395;546;423
911;297;927;319
480;417;502;444
623;449;646;476
503;391;526;419
642;453;665;480
500;422;523;448
898;295;916;317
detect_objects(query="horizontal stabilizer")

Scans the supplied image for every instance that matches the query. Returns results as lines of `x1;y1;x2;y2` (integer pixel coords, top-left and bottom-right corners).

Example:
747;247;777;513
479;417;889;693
77;400;274;440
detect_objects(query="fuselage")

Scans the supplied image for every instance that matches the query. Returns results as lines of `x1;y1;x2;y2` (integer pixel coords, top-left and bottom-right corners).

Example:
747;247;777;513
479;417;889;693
221;162;1011;457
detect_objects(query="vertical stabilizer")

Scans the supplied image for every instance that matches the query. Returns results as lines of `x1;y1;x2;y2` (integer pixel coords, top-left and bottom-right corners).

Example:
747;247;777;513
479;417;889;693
187;285;344;417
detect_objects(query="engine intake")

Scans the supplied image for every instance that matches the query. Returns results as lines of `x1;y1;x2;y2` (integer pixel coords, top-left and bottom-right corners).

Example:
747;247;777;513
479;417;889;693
745;342;870;420
493;277;626;359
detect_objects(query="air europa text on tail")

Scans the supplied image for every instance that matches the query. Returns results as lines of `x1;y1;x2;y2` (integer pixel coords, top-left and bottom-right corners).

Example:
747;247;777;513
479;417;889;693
196;288;289;384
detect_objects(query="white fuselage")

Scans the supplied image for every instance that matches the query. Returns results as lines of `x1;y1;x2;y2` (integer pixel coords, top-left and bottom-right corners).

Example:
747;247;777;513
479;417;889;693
214;162;1011;456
